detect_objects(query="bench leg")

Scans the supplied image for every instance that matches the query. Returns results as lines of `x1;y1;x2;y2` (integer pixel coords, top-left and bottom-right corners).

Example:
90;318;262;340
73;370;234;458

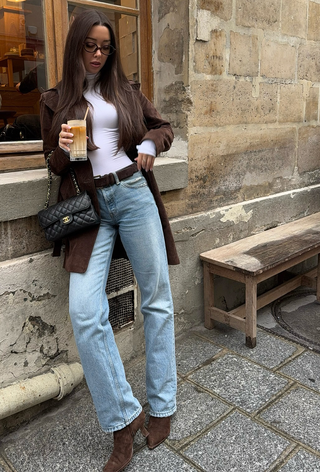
203;262;215;329
245;276;257;348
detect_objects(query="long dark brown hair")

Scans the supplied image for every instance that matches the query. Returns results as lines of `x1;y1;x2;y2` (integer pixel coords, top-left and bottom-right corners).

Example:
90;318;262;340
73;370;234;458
50;9;147;151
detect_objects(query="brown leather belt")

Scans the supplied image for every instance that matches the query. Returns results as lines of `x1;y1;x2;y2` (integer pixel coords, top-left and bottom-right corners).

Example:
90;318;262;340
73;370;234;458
94;163;138;188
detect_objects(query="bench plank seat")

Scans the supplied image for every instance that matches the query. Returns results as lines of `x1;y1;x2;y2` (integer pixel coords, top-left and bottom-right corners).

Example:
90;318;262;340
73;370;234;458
200;212;320;348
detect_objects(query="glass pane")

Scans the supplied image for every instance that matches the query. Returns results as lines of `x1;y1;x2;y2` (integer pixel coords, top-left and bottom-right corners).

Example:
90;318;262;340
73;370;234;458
85;0;137;8
0;0;46;142
68;4;139;82
114;0;137;7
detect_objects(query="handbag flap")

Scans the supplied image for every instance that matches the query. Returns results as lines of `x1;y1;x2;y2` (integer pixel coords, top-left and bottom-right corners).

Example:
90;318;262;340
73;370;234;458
38;191;92;229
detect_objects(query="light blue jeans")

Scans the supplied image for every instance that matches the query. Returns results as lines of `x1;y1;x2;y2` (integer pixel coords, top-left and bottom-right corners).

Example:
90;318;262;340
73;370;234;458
69;170;177;433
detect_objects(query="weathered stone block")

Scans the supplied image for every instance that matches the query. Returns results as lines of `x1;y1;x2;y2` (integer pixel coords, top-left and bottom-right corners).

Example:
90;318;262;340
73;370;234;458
298;43;320;82
281;0;307;39
308;1;320;41
279;84;304;123
298;126;320;173
194;30;226;75
0;251;75;388
158;0;187;21
261;40;296;79
187;127;296;207
0;216;51;262
158;26;184;75
198;0;232;20
160;81;192;139
190;80;277;127
229;31;259;77
236;0;281;30
196;9;217;42
161;188;188;219
305;87;319;122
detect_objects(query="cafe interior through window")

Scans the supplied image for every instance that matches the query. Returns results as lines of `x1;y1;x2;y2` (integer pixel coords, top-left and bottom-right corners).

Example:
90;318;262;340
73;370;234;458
0;0;46;142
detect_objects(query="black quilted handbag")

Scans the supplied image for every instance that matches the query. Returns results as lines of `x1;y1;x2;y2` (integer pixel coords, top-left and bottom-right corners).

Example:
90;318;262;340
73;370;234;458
38;153;100;242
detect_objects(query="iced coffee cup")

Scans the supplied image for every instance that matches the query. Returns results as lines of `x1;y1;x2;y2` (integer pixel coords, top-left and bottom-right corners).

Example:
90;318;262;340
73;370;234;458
67;119;87;161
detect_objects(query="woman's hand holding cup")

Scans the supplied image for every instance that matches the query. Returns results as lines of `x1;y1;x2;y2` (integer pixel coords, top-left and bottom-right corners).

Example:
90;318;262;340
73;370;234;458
59;124;73;153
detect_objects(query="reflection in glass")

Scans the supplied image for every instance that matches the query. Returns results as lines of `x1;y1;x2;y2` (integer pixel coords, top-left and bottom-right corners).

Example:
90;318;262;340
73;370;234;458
0;0;46;141
85;0;137;8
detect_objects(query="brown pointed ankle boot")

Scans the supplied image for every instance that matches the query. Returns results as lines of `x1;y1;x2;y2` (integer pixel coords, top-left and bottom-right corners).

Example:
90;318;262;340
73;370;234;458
147;416;171;450
103;411;148;472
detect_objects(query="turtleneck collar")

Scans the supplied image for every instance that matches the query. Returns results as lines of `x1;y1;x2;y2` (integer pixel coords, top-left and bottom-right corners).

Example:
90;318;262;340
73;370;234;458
86;72;97;80
86;72;99;89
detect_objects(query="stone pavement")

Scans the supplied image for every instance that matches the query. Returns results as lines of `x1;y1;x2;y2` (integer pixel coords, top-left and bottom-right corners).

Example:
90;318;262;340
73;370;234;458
1;311;320;472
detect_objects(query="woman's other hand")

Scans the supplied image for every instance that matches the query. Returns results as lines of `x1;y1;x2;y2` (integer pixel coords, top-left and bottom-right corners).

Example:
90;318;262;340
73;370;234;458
59;124;73;152
135;153;155;172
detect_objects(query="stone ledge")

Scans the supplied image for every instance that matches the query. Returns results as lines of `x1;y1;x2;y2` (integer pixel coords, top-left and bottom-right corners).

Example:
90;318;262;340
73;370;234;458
0;157;188;222
154;157;188;192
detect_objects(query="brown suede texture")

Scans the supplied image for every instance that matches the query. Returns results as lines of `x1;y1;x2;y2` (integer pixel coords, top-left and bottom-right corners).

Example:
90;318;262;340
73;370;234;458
103;411;147;472
40;83;180;273
147;416;171;449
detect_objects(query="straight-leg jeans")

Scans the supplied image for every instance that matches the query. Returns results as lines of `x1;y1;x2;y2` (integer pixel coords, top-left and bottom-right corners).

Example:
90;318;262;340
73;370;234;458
69;171;177;433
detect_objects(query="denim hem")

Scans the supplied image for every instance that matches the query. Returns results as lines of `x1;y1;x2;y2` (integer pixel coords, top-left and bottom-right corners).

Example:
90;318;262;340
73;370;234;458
149;404;176;418
101;406;143;433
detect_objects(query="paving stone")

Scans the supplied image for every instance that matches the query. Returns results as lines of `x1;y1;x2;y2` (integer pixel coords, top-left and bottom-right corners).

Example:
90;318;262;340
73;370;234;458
0;459;7;472
280;351;320;392
169;381;230;446
278;449;320;471
192;324;297;368
189;353;288;412
260;387;320;452
126;444;198;471
183;411;290;472
175;333;222;375
2;387;112;472
2;327;320;472
0;448;15;472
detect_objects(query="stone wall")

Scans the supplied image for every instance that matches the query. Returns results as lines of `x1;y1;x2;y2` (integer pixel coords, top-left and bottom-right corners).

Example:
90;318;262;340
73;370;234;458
157;0;320;219
153;0;320;329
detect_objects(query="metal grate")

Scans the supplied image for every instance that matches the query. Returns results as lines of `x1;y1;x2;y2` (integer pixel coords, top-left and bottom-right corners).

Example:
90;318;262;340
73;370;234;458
106;258;135;330
109;291;134;330
106;258;134;295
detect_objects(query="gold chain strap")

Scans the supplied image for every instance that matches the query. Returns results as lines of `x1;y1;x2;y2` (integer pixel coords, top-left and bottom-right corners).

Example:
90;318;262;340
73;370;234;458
70;167;81;195
44;151;80;209
44;151;54;209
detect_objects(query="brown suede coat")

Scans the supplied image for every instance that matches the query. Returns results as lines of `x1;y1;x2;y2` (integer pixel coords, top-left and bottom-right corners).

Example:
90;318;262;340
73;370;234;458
40;83;180;273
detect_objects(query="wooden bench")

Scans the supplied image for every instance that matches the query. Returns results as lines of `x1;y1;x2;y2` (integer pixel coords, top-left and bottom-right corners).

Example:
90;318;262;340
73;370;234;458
200;212;320;348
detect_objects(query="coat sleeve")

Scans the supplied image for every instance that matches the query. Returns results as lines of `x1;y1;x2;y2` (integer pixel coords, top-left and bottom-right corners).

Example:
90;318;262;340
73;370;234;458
40;91;72;176
134;87;174;156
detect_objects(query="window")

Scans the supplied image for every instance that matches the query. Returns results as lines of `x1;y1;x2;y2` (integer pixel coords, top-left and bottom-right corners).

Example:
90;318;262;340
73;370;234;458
0;0;151;171
0;0;46;148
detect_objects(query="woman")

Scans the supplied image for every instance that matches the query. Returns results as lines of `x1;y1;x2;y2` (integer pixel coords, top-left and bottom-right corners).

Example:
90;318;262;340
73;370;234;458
40;9;179;472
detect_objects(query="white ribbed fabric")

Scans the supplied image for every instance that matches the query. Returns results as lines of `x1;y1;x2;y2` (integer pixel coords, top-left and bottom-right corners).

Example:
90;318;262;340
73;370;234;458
84;74;156;176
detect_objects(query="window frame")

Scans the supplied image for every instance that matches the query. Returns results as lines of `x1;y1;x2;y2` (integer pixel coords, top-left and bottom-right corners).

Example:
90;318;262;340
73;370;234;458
0;0;152;172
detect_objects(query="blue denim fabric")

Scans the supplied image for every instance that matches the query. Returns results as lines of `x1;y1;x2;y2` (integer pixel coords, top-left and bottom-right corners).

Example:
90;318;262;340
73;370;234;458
69;171;177;433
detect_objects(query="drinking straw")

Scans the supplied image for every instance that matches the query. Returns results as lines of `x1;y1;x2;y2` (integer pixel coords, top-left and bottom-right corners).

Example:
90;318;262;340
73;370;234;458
84;106;89;120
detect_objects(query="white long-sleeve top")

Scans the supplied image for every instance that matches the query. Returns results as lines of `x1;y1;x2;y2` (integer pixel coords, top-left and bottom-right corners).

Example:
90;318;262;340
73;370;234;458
83;76;156;177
